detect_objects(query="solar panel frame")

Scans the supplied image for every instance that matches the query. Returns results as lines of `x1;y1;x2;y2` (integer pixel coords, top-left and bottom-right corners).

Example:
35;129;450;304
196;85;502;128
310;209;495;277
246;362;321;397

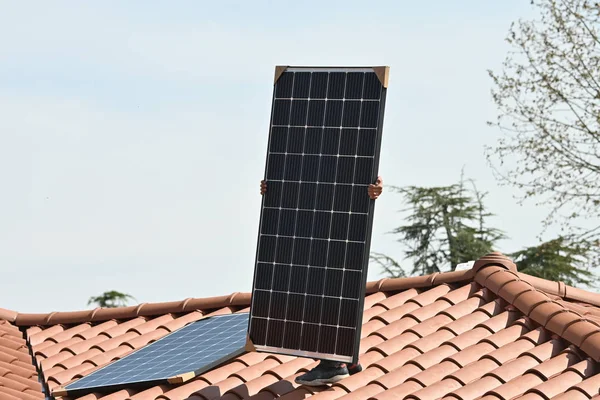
248;65;389;364
56;313;249;397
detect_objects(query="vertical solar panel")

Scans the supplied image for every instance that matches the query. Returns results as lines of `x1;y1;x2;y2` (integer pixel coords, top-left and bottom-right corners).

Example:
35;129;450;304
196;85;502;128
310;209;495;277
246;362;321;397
248;66;389;363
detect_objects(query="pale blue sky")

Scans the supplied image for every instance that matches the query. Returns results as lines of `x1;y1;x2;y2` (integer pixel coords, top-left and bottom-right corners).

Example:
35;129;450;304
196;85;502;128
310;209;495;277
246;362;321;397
2;1;580;313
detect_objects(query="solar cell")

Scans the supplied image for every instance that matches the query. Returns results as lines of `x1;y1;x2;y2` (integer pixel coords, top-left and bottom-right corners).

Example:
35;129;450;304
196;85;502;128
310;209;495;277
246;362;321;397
248;66;389;363
58;313;249;396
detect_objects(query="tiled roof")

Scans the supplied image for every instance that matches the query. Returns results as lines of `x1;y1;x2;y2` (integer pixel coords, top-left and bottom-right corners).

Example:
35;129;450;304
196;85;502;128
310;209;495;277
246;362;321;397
1;252;600;400
0;311;43;400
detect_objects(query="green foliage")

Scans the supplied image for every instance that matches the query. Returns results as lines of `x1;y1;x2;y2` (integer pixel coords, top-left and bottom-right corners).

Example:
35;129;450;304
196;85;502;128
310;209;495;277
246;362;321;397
383;175;505;276
510;236;596;286
87;291;136;308
374;175;597;287
486;0;600;234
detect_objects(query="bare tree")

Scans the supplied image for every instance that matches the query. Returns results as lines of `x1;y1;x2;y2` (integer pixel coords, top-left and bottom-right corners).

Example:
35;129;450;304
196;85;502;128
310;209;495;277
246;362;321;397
487;0;600;234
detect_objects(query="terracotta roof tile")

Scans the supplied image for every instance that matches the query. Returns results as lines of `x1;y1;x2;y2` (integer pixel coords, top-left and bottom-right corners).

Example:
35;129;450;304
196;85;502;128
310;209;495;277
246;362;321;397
478;264;600;362
406;330;456;355
374;289;420;311
406;378;463;400
130;385;171;399
525;359;598;399
484;352;581;400
446;377;502;400
0;252;599;399
360;306;387;327
88;331;139;353
483;330;554;364
371;362;422;391
0;385;43;400
0;321;43;399
367;381;420;400
486;355;541;383
300;387;347;400
448;358;500;385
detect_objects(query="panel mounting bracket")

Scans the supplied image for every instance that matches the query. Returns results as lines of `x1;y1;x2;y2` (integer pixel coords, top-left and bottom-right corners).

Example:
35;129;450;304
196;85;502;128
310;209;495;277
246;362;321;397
372;66;390;88
274;65;289;84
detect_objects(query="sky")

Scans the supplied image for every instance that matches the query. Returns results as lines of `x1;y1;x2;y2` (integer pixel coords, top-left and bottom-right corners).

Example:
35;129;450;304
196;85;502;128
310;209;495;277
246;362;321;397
2;1;588;313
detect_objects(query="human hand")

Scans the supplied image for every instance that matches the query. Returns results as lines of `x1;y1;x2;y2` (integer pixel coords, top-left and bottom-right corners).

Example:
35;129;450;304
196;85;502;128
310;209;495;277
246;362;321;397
260;180;267;195
368;176;383;200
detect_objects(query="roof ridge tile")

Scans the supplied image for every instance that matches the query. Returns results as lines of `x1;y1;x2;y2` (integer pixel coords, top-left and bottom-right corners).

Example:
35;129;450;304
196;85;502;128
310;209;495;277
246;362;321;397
0;309;17;323
3;252;599;329
474;264;600;362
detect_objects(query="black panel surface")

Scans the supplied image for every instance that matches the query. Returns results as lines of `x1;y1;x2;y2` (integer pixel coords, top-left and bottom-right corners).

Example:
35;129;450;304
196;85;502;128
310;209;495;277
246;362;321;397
249;66;388;363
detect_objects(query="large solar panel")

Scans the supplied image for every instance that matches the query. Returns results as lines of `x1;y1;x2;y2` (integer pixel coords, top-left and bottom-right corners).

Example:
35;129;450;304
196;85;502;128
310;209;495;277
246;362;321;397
248;66;389;363
56;313;249;397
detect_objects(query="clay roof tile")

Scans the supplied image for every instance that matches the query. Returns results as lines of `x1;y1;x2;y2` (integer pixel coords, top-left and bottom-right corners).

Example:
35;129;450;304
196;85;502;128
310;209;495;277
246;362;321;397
1;251;600;400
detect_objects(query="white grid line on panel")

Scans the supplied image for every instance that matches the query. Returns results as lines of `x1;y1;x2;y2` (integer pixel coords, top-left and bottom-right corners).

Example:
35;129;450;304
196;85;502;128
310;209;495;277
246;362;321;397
255;262;364;273
273;97;379;102
67;314;248;390
105;316;245;384
258;233;365;245
253;288;361;302
263;206;368;216
279;71;313;349
74;316;245;386
298;71;329;351
263;71;296;348
123;317;240;380
252;315;357;331
334;71;368;355
272;124;377;130
314;71;348;354
269;151;374;159
264;180;370;187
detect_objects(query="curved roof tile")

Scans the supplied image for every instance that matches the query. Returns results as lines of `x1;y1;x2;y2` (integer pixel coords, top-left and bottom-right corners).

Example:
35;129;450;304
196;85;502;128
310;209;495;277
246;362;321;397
0;252;599;399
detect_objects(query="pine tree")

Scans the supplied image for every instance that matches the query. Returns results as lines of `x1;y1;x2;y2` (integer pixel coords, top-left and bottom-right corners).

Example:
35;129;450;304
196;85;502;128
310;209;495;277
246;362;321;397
375;176;505;276
373;176;597;287
510;236;596;286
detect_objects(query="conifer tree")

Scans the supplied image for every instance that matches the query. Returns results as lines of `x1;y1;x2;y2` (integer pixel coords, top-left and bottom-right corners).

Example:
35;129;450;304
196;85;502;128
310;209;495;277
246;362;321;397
510;236;596;286
373;176;596;286
373;176;505;276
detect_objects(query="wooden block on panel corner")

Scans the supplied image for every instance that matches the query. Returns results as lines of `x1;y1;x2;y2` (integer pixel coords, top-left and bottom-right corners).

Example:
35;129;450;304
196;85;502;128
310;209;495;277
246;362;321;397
274;65;289;84
52;387;68;397
372;66;390;88
273;65;390;88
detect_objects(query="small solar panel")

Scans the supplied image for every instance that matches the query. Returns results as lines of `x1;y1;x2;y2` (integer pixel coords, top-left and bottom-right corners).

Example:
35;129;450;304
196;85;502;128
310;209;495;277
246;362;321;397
248;66;389;364
58;313;249;396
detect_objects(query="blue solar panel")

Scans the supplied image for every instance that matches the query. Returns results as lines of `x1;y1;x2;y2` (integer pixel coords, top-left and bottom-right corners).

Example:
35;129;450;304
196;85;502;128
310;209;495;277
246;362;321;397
59;313;249;396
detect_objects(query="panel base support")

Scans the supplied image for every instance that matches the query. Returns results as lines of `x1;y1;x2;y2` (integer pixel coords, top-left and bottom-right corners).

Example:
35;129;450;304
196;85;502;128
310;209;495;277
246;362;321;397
52;388;68;397
254;345;353;363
